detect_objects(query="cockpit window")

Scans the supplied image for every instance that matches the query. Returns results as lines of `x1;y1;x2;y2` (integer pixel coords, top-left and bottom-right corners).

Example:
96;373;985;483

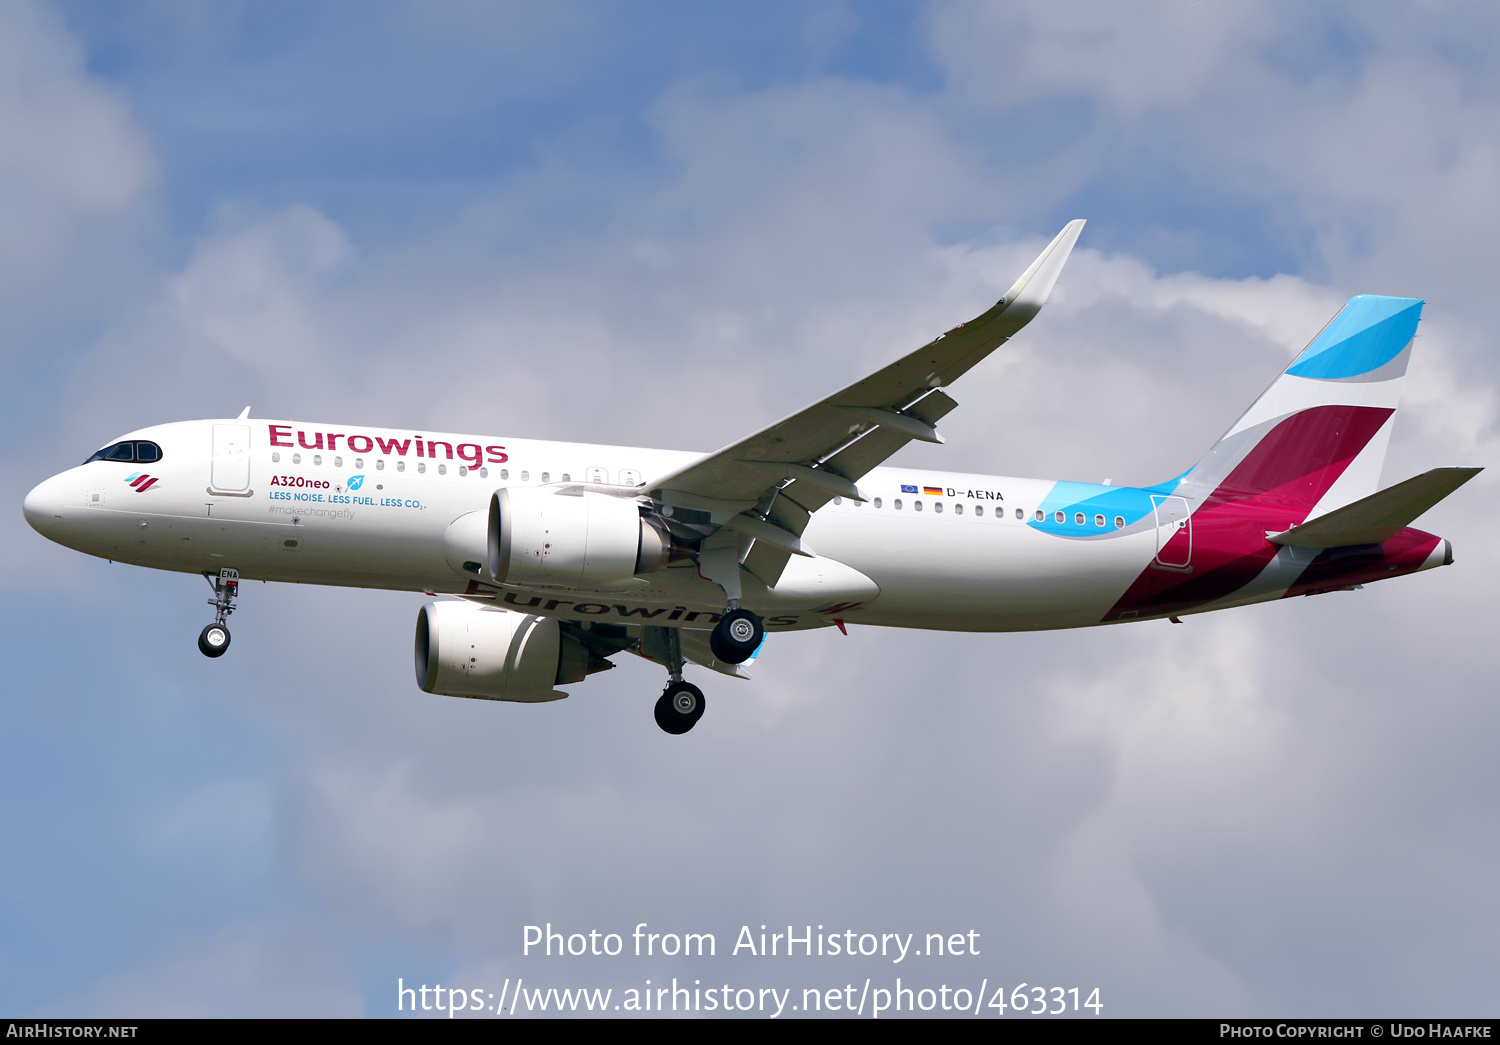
85;441;163;465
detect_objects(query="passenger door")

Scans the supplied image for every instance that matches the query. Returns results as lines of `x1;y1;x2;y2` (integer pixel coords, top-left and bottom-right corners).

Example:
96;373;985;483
210;424;252;493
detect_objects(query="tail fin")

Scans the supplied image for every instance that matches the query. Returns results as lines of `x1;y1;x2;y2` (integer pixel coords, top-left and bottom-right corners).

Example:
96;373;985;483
1174;295;1423;521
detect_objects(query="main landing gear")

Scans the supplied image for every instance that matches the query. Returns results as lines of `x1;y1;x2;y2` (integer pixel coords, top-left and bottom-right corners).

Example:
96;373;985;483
646;626;705;735
709;606;763;665
643;607;764;735
655;681;705;735
198;568;239;658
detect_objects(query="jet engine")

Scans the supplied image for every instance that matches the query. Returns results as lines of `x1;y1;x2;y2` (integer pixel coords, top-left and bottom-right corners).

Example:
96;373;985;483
414;601;612;702
489;486;671;589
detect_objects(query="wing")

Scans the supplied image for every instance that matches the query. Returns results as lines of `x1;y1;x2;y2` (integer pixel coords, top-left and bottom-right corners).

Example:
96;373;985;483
645;220;1086;588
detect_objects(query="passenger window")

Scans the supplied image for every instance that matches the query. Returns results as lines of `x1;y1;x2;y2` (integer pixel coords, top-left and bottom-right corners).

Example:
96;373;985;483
874;497;883;508
293;454;302;465
1095;514;1105;527
893;499;902;510
973;505;980;516
1016;508;1024;520
1055;511;1065;523
560;473;570;483
314;455;323;466
354;458;363;469
438;464;447;475
833;496;843;505
914;500;923;511
397;460;405;472
1074;512;1084;525
541;472;550;483
1035;510;1044;521
1114;516;1125;529
934;502;944;513
521;470;530;482
272;452;280;463
418;462;427;474
500;469;509;480
479;467;488;478
459;466;468;476
334;456;343;468
376;459;385;471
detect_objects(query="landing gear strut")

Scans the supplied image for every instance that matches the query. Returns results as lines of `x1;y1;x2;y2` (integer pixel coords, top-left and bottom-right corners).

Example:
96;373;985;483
642;625;707;734
710;606;763;664
198;568;239;658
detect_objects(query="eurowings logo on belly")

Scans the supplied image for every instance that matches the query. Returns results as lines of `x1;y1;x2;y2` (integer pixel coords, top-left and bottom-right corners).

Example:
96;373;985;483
124;473;159;492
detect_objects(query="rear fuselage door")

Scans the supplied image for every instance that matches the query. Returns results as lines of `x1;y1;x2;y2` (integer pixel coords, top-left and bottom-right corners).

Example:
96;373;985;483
1151;494;1192;568
211;423;252;493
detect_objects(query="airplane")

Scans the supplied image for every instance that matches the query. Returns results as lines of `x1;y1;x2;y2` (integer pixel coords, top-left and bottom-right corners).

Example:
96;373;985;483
22;221;1481;734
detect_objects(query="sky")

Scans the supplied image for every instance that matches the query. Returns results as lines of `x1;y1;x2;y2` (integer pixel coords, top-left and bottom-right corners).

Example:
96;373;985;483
2;0;1497;1018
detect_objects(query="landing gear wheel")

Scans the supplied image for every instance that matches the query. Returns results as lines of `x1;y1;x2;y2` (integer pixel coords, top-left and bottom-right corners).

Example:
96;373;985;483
654;682;705;735
709;608;763;665
198;623;231;658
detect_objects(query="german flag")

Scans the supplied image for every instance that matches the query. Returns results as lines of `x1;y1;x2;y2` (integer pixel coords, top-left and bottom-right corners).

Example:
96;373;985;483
923;486;942;496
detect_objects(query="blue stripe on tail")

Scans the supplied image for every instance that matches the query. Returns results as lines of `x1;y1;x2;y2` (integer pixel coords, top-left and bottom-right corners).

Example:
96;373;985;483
1286;295;1423;380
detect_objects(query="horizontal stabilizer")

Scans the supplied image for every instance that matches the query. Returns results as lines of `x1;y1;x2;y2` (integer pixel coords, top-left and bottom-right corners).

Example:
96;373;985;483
1268;467;1482;548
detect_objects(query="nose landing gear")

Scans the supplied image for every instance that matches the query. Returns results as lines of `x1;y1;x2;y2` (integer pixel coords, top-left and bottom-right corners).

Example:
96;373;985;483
198;568;239;658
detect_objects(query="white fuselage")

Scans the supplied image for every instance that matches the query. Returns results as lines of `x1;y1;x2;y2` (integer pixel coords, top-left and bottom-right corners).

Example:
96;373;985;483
22;417;1445;635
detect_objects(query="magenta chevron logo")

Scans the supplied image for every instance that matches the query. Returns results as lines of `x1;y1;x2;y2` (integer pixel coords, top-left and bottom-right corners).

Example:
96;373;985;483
124;472;160;492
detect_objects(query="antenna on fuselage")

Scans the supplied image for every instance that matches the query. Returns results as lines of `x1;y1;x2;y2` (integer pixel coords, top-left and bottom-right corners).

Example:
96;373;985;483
237;406;251;419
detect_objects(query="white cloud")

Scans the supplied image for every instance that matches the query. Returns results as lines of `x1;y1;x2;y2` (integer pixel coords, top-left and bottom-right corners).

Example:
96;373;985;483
933;0;1265;115
932;1;1500;332
171;206;353;371
0;0;155;341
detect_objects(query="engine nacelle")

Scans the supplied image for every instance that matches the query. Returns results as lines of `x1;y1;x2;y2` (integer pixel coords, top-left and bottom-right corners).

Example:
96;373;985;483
414;601;563;702
490;486;667;589
415;601;614;702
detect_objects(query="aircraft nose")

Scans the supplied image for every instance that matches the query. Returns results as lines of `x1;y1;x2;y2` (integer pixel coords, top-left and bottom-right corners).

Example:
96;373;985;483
23;473;70;539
